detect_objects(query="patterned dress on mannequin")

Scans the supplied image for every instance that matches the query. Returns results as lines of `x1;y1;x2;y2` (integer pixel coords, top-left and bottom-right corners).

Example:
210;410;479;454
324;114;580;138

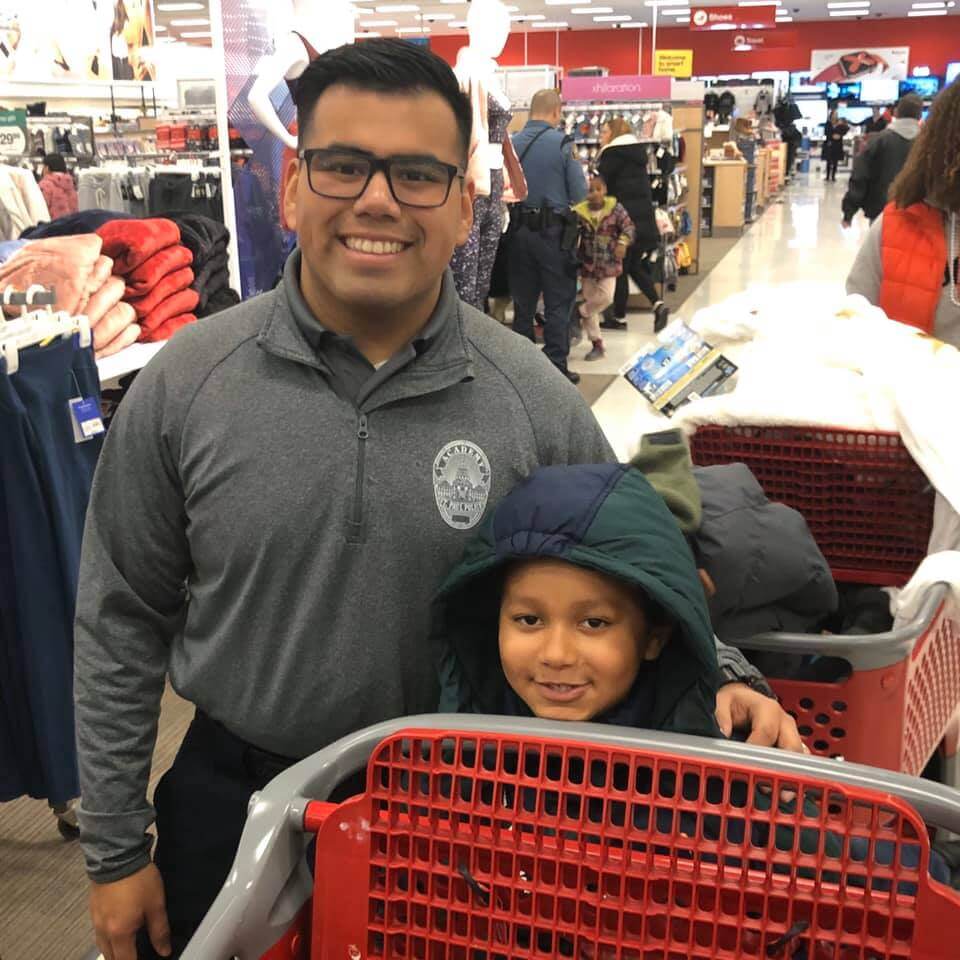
450;95;513;310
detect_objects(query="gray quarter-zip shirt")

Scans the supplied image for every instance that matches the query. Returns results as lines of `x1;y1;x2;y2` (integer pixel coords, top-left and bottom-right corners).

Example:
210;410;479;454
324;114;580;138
75;261;766;882
74;265;613;881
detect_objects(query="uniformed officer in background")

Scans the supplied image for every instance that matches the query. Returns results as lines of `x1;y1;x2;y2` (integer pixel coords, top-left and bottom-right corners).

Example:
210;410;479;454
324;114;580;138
510;89;587;384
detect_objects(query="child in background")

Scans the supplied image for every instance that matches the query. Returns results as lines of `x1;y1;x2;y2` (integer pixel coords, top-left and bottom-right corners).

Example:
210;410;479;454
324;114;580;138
573;176;635;362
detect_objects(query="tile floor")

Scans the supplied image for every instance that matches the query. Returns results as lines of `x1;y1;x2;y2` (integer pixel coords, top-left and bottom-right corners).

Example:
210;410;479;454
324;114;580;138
586;174;872;458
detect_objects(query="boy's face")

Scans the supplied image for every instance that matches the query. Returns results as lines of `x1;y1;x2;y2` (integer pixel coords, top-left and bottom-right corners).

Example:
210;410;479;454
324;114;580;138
587;179;607;209
498;560;669;723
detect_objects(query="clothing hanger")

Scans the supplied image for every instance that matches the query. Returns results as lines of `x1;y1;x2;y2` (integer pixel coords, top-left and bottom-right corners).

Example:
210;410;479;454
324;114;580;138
0;285;91;376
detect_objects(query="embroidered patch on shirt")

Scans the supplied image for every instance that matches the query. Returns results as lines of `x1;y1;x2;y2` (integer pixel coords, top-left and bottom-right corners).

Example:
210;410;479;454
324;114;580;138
433;440;492;531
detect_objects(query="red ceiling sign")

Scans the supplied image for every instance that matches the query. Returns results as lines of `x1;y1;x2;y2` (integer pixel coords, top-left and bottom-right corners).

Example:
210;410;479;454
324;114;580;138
732;30;798;50
689;5;778;30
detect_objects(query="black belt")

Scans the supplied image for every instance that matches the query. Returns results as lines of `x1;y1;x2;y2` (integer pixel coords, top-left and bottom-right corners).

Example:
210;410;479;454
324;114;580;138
519;207;569;231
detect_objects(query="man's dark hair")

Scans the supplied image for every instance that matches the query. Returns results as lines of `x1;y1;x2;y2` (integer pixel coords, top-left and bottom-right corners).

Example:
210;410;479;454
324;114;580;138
294;39;472;164
43;153;67;173
895;93;924;121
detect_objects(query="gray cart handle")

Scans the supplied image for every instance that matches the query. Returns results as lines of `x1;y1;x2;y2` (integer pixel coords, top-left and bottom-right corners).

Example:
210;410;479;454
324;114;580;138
734;582;950;670
181;715;960;960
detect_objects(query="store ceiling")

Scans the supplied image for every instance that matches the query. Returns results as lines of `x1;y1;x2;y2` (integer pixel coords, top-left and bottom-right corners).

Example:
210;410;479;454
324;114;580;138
152;0;958;46
352;0;958;32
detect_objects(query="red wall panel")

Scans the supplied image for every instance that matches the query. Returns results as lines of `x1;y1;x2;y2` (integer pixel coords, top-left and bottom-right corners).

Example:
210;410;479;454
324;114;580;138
430;18;958;78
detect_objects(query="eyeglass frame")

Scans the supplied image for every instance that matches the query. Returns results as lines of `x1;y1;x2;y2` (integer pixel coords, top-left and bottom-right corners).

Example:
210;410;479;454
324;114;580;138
297;147;466;209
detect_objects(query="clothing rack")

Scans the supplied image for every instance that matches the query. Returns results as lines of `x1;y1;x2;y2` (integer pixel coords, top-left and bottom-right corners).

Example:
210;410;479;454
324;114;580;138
1;285;92;374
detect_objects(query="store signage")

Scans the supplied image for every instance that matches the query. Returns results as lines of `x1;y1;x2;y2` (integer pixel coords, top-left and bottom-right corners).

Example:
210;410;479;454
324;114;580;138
653;50;695;79
0;109;27;158
732;31;797;51
690;5;777;30
561;75;673;102
810;47;910;83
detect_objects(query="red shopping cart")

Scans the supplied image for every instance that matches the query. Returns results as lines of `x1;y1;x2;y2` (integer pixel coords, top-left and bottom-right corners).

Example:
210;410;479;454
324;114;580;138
688;423;960;775
179;716;960;960
689;425;934;587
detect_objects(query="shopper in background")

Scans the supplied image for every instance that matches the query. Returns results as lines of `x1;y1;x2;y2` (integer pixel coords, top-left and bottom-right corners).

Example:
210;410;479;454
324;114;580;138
842;94;923;227
509;89;586;383
822;109;849;182
37;153;78;221
572;174;634;361
846;80;960;347
596;117;669;333
861;105;888;134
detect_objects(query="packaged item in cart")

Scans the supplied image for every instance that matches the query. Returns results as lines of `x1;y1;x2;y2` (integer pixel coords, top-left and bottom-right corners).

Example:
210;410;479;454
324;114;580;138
620;319;737;416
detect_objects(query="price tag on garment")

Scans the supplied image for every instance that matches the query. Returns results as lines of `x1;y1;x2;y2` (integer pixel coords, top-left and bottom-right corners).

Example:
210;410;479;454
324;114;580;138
132;184;145;200
68;396;105;443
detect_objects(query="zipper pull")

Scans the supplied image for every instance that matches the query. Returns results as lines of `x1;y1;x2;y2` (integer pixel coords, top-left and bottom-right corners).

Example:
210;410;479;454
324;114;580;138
357;414;369;440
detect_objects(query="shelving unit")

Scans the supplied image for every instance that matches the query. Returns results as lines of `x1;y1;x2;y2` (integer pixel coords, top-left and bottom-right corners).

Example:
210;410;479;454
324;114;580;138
702;160;747;237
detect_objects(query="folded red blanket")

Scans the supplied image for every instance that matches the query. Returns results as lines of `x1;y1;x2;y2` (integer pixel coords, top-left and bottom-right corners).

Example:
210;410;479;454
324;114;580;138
139;287;201;337
128;267;195;319
141;313;197;343
97;218;181;275
124;245;194;297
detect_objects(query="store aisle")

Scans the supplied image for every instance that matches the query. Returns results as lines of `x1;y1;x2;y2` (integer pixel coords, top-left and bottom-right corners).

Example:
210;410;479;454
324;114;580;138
588;174;871;456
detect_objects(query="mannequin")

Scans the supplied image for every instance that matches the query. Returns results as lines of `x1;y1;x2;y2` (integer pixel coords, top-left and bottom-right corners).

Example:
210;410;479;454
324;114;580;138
449;0;525;310
247;0;356;149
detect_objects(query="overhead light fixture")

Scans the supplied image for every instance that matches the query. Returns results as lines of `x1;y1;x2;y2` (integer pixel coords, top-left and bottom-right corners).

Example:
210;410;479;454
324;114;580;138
828;9;867;15
511;13;545;19
179;30;213;37
169;17;210;25
663;8;692;14
396;25;431;32
359;19;398;26
826;1;869;7
418;12;454;19
448;20;469;27
910;1;944;4
572;5;612;12
375;4;419;11
532;20;570;27
156;2;203;9
738;1;780;5
616;21;649;26
907;7;947;12
593;14;633;19
355;31;382;37
544;0;579;5
776;14;794;19
154;24;167;31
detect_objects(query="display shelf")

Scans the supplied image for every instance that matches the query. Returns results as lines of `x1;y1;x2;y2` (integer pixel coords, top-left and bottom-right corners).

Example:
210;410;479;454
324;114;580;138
97;341;166;384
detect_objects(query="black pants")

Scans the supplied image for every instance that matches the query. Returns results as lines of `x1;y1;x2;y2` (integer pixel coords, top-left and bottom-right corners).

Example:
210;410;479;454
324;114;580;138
613;244;660;318
137;711;362;958
825;159;840;181
509;223;577;373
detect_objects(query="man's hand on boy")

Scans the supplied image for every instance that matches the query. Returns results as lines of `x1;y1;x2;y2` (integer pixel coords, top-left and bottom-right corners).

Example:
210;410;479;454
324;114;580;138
715;683;806;752
90;863;171;960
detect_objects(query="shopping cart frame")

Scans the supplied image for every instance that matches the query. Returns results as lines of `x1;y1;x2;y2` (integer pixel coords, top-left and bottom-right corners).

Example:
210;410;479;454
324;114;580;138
180;715;960;960
735;582;960;775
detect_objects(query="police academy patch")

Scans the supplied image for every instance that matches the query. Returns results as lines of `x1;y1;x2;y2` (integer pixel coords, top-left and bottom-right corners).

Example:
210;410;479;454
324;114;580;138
433;440;491;530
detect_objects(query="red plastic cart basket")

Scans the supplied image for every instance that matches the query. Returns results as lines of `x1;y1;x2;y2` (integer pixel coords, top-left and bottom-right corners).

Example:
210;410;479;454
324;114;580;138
739;583;960;775
179;716;960;960
689;425;935;586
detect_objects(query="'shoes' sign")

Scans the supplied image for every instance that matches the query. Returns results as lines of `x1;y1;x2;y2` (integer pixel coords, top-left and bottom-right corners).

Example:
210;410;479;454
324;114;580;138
690;5;777;30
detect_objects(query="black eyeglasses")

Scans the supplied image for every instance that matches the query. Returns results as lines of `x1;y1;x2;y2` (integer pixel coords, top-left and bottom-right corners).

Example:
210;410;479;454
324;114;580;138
298;148;465;209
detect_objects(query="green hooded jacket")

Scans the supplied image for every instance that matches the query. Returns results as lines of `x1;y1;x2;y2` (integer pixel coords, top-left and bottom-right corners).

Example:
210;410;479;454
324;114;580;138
432;463;723;738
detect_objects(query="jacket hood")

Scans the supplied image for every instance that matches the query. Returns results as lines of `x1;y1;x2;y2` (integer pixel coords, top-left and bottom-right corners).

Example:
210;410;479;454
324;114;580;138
888;117;921;141
573;196;618;224
432;464;722;737
604;133;640;150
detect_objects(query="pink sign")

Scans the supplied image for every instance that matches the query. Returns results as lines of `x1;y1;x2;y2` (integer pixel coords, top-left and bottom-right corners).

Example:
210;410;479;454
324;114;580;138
561;75;673;103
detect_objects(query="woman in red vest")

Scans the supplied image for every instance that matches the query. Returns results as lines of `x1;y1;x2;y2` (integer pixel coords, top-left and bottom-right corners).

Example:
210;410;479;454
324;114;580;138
846;79;960;348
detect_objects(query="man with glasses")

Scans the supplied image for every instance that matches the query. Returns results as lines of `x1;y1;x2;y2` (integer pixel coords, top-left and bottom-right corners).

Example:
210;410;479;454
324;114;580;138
74;39;613;960
76;39;796;960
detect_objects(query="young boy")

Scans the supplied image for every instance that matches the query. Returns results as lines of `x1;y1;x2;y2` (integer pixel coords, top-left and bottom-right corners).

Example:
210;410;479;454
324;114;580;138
573;176;635;362
433;462;722;736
